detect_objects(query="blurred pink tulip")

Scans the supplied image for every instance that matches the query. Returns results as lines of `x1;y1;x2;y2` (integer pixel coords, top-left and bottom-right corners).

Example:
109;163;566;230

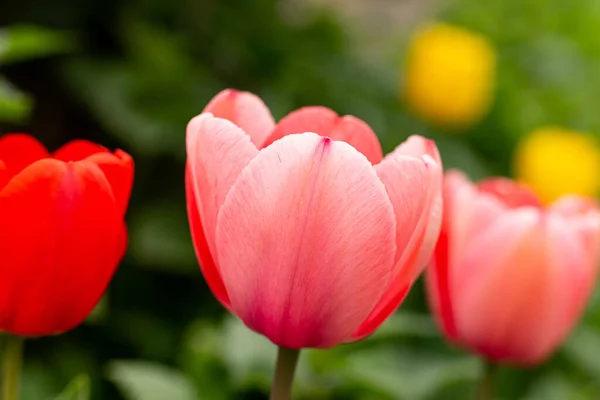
186;89;443;348
427;171;600;365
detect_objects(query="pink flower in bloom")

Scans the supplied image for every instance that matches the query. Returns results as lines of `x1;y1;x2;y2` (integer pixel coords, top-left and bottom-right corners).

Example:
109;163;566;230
186;89;443;348
427;171;600;365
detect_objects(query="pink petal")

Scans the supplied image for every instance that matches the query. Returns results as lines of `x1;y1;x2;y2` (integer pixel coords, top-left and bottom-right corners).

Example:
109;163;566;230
427;171;508;343
353;153;440;339
412;192;443;276
262;106;383;164
445;172;507;285
185;113;259;304
203;89;275;147
549;196;600;266
215;133;396;348
185;168;230;309
452;208;551;364
386;136;444;275
477;178;542;208
527;213;600;363
426;225;457;339
387;135;442;165
549;195;599;216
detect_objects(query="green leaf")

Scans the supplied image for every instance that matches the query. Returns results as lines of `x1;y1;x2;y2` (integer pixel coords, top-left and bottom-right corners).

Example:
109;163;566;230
0;25;75;65
369;312;439;341
221;315;277;390
525;373;592;400
563;326;600;379
54;375;90;400
0;75;32;122
106;361;197;400
180;321;231;400
340;347;479;400
85;296;108;325
62;21;213;159
20;361;58;400
62;60;169;156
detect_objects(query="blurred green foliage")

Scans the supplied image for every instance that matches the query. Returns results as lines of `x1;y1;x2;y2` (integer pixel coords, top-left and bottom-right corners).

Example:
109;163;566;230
442;0;600;175
0;25;74;121
0;0;599;399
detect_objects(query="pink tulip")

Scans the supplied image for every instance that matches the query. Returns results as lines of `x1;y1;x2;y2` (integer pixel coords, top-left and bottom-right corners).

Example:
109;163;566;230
186;89;443;348
427;171;600;365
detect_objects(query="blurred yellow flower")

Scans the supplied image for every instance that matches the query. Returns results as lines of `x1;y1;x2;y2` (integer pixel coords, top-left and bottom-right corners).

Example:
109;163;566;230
514;127;600;203
403;23;496;128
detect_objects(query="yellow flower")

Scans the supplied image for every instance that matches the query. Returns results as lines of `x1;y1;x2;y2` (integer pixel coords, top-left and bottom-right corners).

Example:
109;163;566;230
514;127;600;203
403;23;496;128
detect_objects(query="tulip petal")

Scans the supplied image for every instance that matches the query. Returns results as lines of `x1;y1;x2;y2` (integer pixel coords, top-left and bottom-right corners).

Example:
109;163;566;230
477;177;542;208
388;134;442;165
352;153;435;339
385;135;444;275
413;192;443;276
203;89;275;147
426;224;456;338
549;196;600;270
453;209;550;363
216;133;396;348
85;150;134;217
53;139;108;161
427;171;507;342
262;106;383;164
445;172;507;283
0;133;50;176
0;161;10;191
0;159;122;335
527;214;598;362
186;113;259;302
185;168;230;308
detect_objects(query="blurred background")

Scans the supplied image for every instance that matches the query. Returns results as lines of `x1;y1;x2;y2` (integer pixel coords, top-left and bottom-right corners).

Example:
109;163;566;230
1;0;600;399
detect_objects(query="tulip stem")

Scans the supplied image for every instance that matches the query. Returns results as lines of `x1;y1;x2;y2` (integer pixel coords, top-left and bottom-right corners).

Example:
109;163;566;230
475;359;495;400
270;347;300;400
2;335;23;400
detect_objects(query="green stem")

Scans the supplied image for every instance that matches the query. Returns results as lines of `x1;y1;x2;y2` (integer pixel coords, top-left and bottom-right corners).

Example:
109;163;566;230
2;335;23;400
474;359;495;400
270;347;300;400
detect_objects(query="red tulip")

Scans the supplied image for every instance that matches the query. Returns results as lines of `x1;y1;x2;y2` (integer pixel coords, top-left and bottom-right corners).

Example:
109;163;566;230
186;89;442;348
427;171;600;365
0;134;134;336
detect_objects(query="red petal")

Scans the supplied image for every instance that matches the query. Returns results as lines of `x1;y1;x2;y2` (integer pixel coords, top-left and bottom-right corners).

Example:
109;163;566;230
0;159;122;336
0;133;50;176
85;150;134;217
0;161;10;191
53;139;108;161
